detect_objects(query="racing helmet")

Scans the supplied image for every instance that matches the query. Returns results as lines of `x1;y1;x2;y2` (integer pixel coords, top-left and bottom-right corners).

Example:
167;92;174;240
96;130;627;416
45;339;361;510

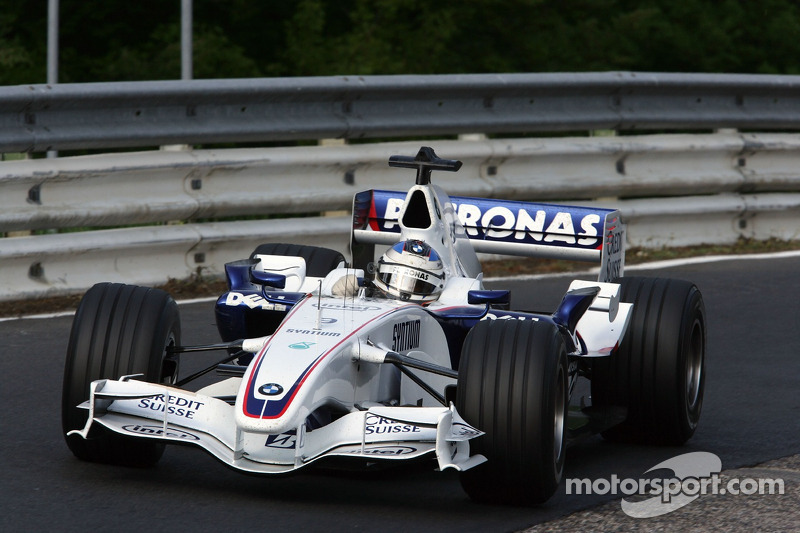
374;240;445;303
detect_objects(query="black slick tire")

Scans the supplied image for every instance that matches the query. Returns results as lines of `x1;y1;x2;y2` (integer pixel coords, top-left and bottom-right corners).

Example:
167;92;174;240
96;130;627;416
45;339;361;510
456;319;568;505
250;243;345;277
62;283;181;466
591;276;706;445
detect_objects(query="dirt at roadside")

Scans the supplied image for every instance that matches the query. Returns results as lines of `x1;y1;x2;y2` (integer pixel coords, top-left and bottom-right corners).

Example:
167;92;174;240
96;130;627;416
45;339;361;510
3;239;799;319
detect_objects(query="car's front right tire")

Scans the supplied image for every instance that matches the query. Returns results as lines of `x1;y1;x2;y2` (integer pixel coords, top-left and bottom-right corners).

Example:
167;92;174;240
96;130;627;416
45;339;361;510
62;283;181;466
591;276;706;445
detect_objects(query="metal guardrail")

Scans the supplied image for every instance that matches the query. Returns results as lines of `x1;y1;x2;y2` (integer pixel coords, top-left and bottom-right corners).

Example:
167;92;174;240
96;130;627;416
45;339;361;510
2;132;800;232
2;133;800;302
3;72;800;152
3;71;800;302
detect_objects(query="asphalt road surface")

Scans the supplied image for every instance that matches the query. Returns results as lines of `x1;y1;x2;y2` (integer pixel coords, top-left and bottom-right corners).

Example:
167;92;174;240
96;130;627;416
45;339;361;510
2;254;798;532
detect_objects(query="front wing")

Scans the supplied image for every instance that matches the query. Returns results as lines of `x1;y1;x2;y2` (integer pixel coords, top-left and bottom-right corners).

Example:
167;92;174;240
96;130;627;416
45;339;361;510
68;377;487;474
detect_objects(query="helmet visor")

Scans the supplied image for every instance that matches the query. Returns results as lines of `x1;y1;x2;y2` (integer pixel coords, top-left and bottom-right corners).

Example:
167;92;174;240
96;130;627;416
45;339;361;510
377;263;442;297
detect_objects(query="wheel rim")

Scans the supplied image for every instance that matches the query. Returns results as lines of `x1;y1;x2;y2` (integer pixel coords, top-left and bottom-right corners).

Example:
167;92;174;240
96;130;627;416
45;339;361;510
685;319;703;410
553;364;566;464
160;334;179;385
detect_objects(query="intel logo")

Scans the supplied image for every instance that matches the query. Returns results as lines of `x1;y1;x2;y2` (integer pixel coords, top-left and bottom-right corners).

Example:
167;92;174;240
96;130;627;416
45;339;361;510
122;424;199;441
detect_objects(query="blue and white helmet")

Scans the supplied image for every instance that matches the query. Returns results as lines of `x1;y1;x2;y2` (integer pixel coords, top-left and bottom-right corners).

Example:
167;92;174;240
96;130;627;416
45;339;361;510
374;240;445;303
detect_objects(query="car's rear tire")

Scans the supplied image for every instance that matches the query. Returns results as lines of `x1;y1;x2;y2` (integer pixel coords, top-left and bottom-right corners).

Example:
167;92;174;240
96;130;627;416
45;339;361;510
250;243;345;277
456;319;568;505
62;283;181;466
591;276;706;445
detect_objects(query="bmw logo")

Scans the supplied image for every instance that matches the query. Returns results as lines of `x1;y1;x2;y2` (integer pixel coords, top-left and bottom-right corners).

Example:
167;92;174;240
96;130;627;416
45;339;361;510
258;383;284;396
410;242;424;254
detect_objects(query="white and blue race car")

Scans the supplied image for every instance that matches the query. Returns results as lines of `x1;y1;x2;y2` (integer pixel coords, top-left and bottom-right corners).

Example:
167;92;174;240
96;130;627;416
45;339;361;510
62;147;706;505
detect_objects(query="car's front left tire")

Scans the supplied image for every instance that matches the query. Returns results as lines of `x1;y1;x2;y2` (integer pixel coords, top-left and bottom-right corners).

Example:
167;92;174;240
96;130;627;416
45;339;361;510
456;319;568;505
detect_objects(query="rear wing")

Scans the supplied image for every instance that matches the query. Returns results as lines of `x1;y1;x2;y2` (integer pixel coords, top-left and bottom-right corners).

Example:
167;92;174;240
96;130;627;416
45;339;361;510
351;190;625;282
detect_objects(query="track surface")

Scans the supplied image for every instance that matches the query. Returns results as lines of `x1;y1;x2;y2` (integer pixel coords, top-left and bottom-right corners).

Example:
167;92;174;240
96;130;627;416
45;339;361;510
2;255;798;532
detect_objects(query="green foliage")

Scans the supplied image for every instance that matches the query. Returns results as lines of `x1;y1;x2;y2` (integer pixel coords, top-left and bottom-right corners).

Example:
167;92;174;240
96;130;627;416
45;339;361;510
1;0;799;85
0;2;46;84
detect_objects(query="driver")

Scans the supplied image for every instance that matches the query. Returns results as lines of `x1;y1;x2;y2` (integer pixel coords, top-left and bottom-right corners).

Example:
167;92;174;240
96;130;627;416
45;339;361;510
373;239;445;303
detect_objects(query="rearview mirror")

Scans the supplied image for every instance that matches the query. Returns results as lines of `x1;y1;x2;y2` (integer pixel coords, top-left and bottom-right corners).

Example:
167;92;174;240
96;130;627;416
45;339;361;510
250;270;287;289
467;290;510;305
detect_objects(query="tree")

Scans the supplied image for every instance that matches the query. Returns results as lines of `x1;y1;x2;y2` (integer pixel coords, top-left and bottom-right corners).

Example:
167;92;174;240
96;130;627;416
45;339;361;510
1;0;799;86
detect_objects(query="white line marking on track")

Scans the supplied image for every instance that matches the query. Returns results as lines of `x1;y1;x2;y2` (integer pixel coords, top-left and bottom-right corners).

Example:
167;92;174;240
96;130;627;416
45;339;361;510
483;249;800;282
5;250;800;322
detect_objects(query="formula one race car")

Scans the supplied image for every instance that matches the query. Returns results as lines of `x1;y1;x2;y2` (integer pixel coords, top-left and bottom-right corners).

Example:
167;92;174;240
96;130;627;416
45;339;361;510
62;147;706;505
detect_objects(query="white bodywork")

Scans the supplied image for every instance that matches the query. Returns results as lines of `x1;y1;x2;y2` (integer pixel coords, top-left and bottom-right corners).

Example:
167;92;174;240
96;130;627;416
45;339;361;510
69;160;631;475
70;285;488;473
